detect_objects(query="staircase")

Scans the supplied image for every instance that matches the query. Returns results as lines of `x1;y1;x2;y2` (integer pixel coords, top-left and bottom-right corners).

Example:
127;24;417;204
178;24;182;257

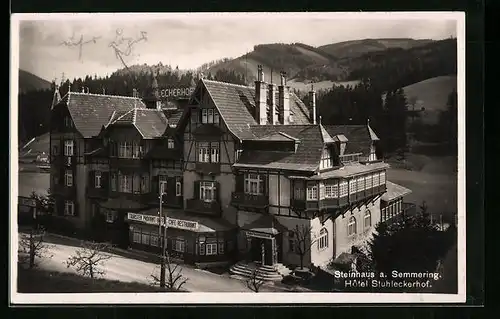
229;261;292;282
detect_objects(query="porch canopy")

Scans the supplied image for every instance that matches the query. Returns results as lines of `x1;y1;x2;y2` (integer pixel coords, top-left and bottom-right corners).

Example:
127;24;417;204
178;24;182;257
98;198;148;212
241;214;286;236
381;181;412;202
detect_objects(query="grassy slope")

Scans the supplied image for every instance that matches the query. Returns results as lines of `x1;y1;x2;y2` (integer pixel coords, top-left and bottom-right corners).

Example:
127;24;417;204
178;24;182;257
403;75;457;124
19;69;52;93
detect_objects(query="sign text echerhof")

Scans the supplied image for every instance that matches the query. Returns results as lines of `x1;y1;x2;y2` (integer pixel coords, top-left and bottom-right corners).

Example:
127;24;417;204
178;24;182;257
159;87;195;99
127;212;199;231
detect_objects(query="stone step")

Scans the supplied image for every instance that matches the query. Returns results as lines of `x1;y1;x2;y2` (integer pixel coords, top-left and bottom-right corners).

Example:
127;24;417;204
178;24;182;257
229;263;287;281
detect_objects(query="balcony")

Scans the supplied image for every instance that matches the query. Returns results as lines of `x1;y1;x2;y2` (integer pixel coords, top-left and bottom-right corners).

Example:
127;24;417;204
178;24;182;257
291;196;349;212
86;186;109;199
195;162;221;175
231;192;269;209
185;199;221;216
349;184;386;202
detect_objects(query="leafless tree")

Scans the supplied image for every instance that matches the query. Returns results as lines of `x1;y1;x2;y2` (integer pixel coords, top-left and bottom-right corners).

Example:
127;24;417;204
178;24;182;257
291;224;318;270
150;253;188;291
246;267;265;293
19;226;53;269
65;242;112;279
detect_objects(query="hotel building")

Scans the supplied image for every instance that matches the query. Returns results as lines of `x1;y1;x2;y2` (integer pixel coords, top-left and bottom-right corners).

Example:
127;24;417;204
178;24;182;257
48;66;412;271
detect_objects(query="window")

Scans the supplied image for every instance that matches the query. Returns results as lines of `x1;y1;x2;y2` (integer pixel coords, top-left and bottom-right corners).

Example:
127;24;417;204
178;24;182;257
319;183;325;199
218;240;225;255
369;145;377;161
111;173;117;191
348;216;357;237
364;210;372;229
337;181;347;197
150;235;159;247
64;200;74;216
356;177;365;193
244;174;265;195
132;142;142;158
201;108;219;124
307;184;318;201
293;182;305;200
64;116;73;128
106;211;115;223
318;228;328;250
141;175;149;193
320;148;333;169
200;181;216;202
133;231;141;243
65;170;73;187
141;233;150;245
349;179;356;195
199;243;205;255
176;177;182;196
118;141;132;158
174;237;185;252
288;232;296;252
167;139;175;149
325;183;339;198
206;243;217;255
158;175;168;194
365;175;373;189
210;144;220;163
118;174;132;193
95;171;102;188
64;140;74;156
198;143;210;163
380;171;386;185
133;174;141;194
373;173;380;186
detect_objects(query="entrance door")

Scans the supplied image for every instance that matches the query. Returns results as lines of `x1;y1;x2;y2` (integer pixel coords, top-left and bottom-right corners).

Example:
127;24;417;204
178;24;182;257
250;238;263;262
263;239;273;265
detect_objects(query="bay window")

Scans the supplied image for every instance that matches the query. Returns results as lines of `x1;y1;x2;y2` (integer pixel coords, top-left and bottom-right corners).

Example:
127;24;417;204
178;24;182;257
200;181;217;202
244;174;265;195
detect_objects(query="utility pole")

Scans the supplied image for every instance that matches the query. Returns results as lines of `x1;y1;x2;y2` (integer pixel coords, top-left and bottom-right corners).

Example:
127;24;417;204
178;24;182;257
158;180;167;288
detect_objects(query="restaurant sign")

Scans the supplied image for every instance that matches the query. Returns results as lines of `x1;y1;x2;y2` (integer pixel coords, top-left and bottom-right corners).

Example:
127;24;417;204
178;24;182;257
127;213;199;231
245;230;273;239
19;196;37;208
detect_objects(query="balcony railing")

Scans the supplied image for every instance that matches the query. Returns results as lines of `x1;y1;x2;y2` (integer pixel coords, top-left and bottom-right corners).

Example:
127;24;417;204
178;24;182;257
185;199;221;216
348;184;386;202
231;192;269;209
339;153;361;164
195;162;221;175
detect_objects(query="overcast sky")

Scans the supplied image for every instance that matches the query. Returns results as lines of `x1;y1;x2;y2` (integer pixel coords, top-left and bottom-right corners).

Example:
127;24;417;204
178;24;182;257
17;13;458;82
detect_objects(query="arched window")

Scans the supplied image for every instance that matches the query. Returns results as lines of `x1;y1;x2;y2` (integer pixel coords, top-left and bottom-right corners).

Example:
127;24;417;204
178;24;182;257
364;210;372;229
348;216;357;236
318;228;328;250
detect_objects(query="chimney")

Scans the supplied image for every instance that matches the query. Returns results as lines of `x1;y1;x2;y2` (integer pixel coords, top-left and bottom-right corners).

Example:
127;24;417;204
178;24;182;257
309;84;317;125
278;71;290;125
268;83;278;125
255;65;267;125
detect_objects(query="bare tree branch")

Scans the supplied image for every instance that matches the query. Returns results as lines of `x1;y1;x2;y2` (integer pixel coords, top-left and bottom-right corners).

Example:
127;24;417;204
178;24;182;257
65;242;112;279
291;224;318;270
246;267;265;293
19;226;53;269
149;253;188;291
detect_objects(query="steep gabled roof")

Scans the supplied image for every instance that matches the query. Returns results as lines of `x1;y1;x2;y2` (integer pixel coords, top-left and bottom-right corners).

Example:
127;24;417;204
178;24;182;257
324;125;375;155
199;79;311;140
107;108;168;139
59;92;147;138
319;124;336;144
382;181;412;202
257;131;299;142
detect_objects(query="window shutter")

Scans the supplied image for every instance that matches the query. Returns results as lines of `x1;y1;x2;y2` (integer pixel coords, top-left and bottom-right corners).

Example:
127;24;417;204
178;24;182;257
215;181;220;202
152;175;159;195
167;177;176;201
102;172;109;190
89;171;95;188
194;181;201;199
235;173;244;193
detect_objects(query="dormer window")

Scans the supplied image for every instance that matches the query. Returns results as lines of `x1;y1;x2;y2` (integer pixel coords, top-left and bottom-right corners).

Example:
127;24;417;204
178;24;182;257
201;109;220;124
320;148;333;169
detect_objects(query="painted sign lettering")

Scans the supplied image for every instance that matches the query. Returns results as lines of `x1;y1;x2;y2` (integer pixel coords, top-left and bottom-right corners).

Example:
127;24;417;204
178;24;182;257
127;212;198;231
245;230;273;239
159;87;194;99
